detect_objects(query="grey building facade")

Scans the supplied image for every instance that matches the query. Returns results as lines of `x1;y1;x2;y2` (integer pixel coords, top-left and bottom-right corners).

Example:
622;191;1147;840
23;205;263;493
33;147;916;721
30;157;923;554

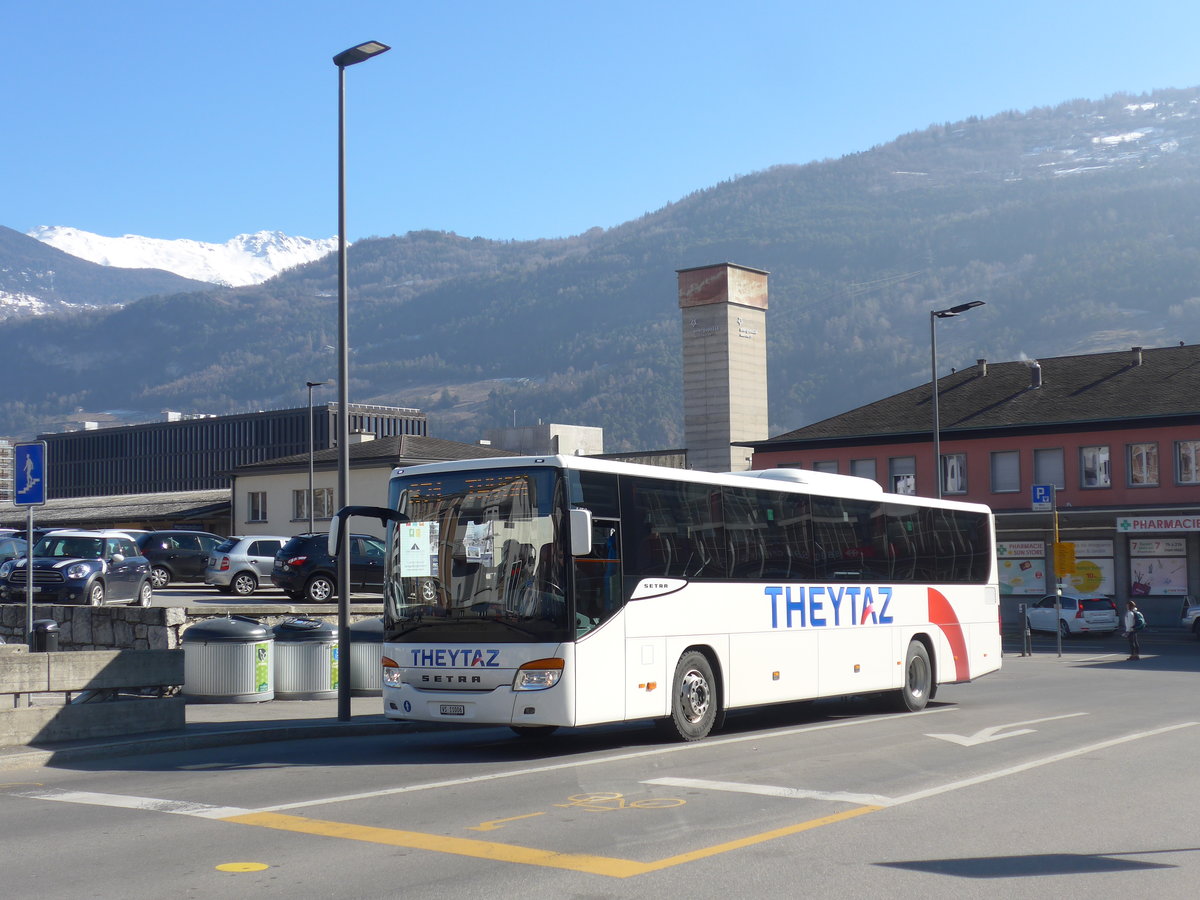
38;403;427;499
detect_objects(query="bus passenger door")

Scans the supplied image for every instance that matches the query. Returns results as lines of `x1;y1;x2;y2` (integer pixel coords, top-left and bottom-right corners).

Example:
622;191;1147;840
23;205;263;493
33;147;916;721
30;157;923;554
571;517;625;726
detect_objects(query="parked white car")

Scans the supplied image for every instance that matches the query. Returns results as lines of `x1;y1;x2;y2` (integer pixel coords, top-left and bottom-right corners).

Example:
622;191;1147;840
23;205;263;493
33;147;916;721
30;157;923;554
1026;592;1119;637
1181;598;1200;640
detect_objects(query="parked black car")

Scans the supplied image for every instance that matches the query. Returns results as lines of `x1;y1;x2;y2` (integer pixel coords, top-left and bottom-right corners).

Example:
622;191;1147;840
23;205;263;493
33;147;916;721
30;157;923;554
271;532;386;603
0;535;27;564
135;530;225;589
0;530;152;606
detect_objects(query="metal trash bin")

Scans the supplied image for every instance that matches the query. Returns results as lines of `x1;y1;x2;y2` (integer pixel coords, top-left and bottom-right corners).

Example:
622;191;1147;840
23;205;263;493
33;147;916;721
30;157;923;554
183;615;274;703
349;616;383;695
30;619;59;652
273;617;337;700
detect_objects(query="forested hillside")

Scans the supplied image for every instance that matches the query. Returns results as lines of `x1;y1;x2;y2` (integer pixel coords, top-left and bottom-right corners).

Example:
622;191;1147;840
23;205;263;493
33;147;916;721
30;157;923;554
3;88;1200;449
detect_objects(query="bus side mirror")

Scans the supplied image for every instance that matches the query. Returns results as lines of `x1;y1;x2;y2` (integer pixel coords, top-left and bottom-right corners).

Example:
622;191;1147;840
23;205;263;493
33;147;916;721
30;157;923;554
329;505;408;556
569;508;593;556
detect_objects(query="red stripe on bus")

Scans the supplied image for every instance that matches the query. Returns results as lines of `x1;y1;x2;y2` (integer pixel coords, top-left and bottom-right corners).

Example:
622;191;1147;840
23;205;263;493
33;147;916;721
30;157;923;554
927;587;970;681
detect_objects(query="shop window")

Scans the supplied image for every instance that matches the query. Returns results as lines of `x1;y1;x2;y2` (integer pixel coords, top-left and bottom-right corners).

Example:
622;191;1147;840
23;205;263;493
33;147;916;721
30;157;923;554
1177;441;1200;485
1034;448;1065;489
1128;442;1159;487
1080;445;1110;489
990;451;1020;493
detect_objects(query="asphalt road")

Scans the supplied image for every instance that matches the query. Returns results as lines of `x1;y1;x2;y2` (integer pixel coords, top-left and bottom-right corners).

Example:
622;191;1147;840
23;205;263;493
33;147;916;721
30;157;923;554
3;634;1198;899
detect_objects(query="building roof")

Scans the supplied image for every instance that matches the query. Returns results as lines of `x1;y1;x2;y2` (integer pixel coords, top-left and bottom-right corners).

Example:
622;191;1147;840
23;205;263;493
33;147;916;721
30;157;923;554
749;343;1200;450
230;434;517;475
0;489;229;530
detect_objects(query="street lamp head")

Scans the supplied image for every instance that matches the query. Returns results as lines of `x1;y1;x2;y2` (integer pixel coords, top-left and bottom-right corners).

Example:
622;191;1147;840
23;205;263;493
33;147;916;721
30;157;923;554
333;41;391;68
932;300;986;319
306;380;329;389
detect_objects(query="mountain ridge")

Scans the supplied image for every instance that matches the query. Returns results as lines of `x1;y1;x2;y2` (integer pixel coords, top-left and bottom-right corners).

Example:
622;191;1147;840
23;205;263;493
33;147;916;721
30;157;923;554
26;226;338;287
3;87;1199;448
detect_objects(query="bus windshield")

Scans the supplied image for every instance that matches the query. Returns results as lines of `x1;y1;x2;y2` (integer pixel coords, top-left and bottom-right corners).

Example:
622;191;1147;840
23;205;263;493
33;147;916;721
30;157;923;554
384;466;570;643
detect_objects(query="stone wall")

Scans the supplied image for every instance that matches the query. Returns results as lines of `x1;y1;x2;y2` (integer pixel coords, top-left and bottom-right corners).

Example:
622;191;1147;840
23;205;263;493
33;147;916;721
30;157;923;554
0;605;187;650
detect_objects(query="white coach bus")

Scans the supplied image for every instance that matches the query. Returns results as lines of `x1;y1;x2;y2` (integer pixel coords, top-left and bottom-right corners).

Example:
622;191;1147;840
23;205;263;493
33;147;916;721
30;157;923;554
333;455;1000;741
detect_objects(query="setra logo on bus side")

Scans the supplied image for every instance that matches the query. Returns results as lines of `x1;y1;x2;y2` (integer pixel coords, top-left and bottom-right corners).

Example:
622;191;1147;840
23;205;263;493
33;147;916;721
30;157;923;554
764;585;893;629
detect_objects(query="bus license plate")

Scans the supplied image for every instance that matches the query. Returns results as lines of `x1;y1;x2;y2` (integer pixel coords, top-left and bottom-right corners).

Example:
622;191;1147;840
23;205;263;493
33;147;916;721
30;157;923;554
440;704;466;716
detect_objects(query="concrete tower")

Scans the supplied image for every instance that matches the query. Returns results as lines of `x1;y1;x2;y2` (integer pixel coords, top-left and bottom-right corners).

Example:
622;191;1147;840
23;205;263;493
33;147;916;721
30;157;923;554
678;262;769;472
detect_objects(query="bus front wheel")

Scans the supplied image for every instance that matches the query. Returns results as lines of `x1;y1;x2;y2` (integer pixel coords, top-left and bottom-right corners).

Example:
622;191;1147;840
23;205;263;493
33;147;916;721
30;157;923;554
662;650;719;742
896;640;932;712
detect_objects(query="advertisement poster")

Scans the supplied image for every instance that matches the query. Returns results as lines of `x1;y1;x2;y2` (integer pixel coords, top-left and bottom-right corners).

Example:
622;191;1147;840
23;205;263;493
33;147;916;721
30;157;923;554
1064;558;1115;595
997;541;1045;595
999;557;1046;595
1129;538;1186;557
1129;557;1189;596
254;642;271;694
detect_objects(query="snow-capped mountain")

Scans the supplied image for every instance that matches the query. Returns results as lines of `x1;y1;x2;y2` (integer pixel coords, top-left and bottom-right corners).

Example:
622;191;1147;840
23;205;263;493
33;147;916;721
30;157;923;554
27;226;338;287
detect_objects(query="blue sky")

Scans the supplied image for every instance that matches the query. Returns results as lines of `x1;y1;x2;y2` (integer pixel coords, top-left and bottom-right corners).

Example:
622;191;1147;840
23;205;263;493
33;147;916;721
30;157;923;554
6;1;1200;244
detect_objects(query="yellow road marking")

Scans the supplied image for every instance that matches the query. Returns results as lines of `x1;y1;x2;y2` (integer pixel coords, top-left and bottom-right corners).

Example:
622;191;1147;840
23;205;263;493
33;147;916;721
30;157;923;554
216;862;270;873
223;805;882;879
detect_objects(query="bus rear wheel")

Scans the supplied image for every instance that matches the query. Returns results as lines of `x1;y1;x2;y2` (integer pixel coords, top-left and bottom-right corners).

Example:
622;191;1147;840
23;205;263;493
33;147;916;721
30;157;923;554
661;650;719;741
896;640;932;712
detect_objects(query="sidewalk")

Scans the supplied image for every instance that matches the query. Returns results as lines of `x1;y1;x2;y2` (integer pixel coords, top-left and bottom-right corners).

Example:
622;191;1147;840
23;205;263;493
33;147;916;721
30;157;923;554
0;693;426;772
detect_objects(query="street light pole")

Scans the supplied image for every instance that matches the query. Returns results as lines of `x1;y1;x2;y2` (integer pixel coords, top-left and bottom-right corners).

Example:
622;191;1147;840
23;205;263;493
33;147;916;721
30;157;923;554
306;380;328;533
930;300;985;499
333;40;389;721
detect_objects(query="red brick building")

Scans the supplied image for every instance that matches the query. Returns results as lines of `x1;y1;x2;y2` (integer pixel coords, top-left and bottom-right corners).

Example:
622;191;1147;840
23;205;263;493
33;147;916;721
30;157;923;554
743;344;1200;628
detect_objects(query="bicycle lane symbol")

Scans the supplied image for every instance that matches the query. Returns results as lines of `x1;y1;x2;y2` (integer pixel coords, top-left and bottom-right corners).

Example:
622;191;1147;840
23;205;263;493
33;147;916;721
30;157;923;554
555;791;686;812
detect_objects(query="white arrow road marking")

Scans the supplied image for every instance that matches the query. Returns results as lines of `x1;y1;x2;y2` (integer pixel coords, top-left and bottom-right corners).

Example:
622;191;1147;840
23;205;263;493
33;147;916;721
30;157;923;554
925;712;1088;746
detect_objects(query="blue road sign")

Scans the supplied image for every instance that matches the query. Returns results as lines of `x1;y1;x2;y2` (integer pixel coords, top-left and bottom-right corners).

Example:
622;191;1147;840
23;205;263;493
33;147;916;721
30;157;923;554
1031;483;1054;511
13;441;47;506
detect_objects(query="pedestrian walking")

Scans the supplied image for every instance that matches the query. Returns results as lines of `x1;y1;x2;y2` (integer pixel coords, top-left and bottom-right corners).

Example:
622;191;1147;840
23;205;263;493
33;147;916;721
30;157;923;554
1123;599;1145;660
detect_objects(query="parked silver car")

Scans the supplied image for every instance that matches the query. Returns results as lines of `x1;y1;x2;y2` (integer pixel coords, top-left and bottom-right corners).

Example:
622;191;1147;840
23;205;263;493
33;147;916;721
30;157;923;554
205;535;289;596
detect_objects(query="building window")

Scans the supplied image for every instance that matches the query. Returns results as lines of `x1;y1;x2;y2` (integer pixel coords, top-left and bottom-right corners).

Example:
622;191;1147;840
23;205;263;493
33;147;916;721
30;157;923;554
888;456;916;495
941;453;967;494
247;491;267;522
990;450;1020;493
1177;441;1200;485
293;487;335;521
314;487;334;519
813;461;838;474
850;458;876;482
1080;445;1111;488
1128;442;1159;487
1034;448;1065;489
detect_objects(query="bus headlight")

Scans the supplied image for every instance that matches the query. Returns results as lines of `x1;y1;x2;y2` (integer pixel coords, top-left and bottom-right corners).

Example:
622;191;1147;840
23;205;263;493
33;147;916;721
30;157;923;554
381;656;403;688
512;657;564;691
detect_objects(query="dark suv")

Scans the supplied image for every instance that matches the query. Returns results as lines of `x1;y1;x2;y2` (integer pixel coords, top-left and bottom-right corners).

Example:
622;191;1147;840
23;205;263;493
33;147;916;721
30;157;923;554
271;533;386;603
136;530;225;589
